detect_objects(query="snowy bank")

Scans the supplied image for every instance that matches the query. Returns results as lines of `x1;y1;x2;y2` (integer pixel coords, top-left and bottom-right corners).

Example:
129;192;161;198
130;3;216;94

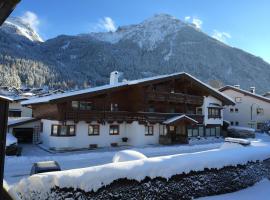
6;133;18;147
14;144;270;199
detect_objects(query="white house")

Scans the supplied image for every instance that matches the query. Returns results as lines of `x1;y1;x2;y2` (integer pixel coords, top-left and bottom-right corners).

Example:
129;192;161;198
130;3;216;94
21;72;234;150
220;85;270;129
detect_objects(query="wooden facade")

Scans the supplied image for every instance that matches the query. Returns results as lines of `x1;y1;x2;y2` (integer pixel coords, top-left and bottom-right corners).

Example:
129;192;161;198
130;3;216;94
31;77;210;123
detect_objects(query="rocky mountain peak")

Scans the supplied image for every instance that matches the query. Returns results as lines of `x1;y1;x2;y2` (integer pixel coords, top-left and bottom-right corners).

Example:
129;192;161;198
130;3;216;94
2;17;43;42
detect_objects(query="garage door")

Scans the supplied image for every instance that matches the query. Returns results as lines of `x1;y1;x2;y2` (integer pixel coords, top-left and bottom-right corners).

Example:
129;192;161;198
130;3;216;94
13;128;33;143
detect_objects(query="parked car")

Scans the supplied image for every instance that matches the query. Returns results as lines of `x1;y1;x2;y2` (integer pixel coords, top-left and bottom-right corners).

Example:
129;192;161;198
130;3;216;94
30;161;61;175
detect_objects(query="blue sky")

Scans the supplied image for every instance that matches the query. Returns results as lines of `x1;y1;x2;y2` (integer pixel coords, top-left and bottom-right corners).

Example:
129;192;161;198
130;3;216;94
11;0;270;63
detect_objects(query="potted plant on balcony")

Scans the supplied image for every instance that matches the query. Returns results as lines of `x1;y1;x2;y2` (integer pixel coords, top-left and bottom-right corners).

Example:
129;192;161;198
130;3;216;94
122;137;128;142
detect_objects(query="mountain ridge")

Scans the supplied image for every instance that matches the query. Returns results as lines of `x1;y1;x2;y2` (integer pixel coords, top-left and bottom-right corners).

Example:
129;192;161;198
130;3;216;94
0;14;270;93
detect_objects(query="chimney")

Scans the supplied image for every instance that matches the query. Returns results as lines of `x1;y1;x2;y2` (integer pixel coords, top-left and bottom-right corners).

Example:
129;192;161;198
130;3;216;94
234;85;240;89
110;71;121;85
250;86;255;94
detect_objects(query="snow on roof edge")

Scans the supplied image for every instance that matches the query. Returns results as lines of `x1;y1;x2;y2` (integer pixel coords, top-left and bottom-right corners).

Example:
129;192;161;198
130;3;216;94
163;114;198;124
21;72;234;105
220;85;270;104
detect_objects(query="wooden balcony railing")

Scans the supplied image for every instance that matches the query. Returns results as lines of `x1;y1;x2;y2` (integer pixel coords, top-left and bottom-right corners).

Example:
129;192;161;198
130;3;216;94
65;111;204;124
146;91;204;105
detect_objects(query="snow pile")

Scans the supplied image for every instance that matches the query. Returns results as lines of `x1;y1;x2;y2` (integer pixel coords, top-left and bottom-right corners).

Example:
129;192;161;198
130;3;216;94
228;126;255;132
13;145;270;199
225;137;251;146
112;150;147;163
6;133;18;147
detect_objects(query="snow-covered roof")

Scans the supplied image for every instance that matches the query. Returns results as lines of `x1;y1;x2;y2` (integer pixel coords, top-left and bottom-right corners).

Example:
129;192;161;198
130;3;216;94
163;115;198;124
22;72;235;106
8;117;38;127
220;85;270;104
0;95;13;101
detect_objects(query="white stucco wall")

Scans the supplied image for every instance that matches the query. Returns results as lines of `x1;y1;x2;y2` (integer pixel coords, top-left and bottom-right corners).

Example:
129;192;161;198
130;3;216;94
41;120;160;150
9;102;32;117
202;96;223;125
222;89;270;128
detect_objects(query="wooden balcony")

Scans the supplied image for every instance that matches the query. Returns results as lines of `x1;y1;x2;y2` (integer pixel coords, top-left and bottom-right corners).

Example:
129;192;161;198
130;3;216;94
65;110;204;124
146;91;204;105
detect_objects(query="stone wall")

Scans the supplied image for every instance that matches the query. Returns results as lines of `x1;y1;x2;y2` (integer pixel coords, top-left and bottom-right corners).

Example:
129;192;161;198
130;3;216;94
48;159;270;200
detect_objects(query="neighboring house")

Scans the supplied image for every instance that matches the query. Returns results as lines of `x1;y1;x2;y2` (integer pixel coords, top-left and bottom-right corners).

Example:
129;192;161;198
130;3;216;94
22;72;234;150
220;85;270;129
8;97;32;117
8;117;41;144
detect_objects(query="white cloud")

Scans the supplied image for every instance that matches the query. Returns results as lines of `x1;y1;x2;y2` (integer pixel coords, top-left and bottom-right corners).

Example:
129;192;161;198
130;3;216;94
184;16;203;29
20;11;40;33
97;17;117;32
192;17;202;29
212;30;231;43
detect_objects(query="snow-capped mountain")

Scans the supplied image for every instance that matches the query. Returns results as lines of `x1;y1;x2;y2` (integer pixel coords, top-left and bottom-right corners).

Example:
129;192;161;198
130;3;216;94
1;14;270;93
89;14;189;49
2;17;43;42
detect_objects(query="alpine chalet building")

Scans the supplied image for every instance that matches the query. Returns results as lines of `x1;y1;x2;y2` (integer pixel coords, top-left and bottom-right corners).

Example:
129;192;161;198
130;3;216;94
22;72;234;150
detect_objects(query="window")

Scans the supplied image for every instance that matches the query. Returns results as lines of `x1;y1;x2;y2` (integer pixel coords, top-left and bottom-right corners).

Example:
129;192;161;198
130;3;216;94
235;121;239;126
230;108;234;112
88;125;100;136
148;106;155;112
205;128;211;136
159;125;167;136
72;101;92;110
72;101;79;109
169;107;175;113
257;108;264;115
169;126;175;131
230;121;234;126
51;125;59;136
210;128;216;136
198;126;204;137
79;101;92;110
111;103;119;111
235;108;239;112
216;127;221;137
235;97;242;103
208;108;221;118
187;126;203;137
8;110;21;117
145;125;154;136
109;125;119;135
51;125;76;136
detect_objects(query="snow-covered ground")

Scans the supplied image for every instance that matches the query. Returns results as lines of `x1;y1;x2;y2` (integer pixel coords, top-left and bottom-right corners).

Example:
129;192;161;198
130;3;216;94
4;133;270;187
197;179;270;200
5;138;223;185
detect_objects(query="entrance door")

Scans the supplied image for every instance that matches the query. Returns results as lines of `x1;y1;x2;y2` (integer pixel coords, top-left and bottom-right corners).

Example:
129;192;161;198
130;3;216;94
13;128;34;143
168;125;176;143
